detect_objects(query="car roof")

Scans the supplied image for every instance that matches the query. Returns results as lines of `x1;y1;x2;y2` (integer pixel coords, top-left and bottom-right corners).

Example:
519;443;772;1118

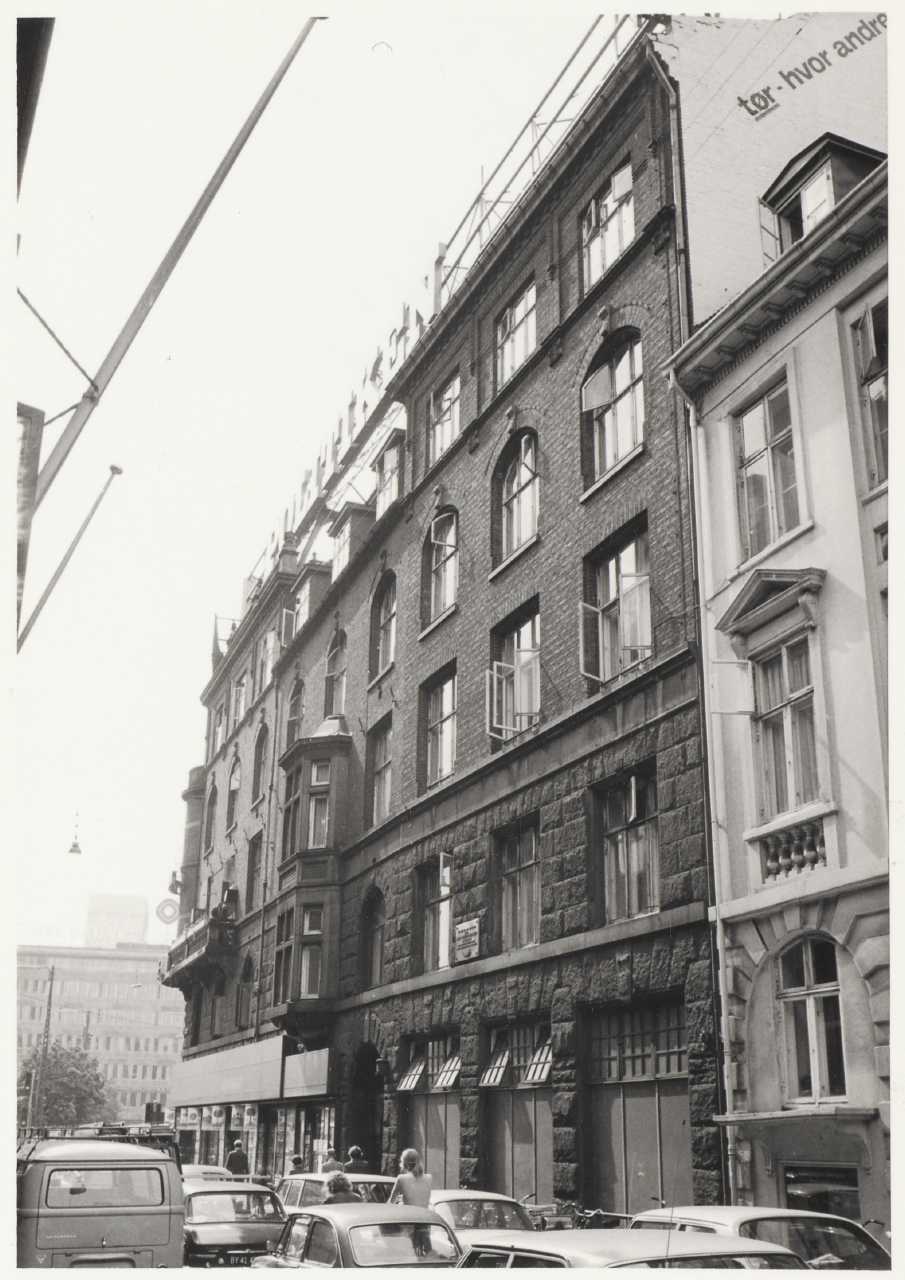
285;1203;448;1228
633;1205;859;1228
430;1188;520;1203
18;1138;172;1163
461;1227;800;1264
185;1179;278;1195
280;1171;395;1183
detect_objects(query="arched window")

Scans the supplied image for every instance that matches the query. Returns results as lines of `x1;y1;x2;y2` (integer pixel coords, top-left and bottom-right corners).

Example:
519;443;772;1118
361;889;386;989
777;936;846;1102
236;957;254;1030
372;574;397;676
424;510;458;623
226;760;241;830
204;785;218;850
500;432;539;560
325;632;347;717
286;679;304;747
581;330;644;487
252;725;269;801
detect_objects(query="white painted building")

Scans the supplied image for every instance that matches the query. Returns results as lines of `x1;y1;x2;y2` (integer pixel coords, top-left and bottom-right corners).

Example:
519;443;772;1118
668;137;888;1231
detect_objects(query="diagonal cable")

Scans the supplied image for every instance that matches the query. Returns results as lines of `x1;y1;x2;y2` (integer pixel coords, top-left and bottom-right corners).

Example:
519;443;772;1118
17;288;98;392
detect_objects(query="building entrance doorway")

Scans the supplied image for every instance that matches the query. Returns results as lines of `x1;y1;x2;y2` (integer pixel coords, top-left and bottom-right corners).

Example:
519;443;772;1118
346;1042;384;1171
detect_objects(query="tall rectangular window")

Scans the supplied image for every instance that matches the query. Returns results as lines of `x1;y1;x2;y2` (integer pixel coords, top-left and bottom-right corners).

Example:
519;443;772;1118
488;610;540;741
778;938;845;1101
853;297;888;487
581;335;644;482
231;674;247;733
299;906;323;997
501;434;539;559
498;820;540;950
273;908;295;1005
212;704;225;756
598;765;659;923
307;760;331;849
421;859;451;972
429;372;461;465
581;531;651;684
581;160;635;290
430;512;458;618
246;833;263;912
496;282;537;388
754;636;818;819
281;768;302;861
737;381;800;560
370;719;392;825
332;521;351;579
375;442;401;517
426;671;457;785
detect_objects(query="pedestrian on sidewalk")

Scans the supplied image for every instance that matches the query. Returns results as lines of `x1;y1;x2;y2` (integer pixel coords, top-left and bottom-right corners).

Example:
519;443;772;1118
344;1145;368;1172
389;1148;432;1207
226;1140;250;1177
321;1147;343;1172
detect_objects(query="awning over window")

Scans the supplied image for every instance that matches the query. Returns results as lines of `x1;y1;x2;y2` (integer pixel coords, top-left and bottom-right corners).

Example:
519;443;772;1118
434;1053;461;1090
396;1056;427;1092
478;1045;510;1088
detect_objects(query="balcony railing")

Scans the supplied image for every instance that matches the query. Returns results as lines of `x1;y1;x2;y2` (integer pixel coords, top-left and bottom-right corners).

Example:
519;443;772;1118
760;818;826;884
162;909;238;987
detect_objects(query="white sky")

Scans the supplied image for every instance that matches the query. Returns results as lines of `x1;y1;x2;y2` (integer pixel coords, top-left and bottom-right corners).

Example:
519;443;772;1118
14;3;610;947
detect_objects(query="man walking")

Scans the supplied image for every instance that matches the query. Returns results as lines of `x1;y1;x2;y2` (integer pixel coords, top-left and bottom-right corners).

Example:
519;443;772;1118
226;1139;250;1177
321;1147;343;1172
345;1145;368;1172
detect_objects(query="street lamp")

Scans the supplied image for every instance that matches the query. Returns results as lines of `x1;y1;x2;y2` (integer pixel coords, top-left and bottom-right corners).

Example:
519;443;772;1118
68;811;82;856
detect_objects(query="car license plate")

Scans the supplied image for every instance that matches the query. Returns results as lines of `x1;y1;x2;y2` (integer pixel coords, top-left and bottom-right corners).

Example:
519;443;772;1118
227;1255;251;1266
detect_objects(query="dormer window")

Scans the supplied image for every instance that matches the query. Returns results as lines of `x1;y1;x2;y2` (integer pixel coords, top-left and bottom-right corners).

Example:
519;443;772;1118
778;162;833;250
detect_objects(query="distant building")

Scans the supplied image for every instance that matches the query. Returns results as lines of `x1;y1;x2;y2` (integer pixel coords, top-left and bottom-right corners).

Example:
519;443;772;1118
85;895;149;948
667;137;888;1228
17;943;185;1125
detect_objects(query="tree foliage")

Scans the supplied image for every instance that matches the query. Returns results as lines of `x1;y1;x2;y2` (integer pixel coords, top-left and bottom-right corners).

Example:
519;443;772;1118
18;1039;111;1127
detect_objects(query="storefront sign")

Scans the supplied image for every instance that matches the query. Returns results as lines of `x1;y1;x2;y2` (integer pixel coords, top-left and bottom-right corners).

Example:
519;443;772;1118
455;918;480;963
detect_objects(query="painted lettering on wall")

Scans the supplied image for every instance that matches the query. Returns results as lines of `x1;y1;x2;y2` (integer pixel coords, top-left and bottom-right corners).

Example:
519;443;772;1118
738;14;886;122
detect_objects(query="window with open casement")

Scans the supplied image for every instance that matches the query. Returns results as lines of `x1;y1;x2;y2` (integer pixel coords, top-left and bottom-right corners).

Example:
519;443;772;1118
420;855;451;972
375;441;401;518
429;372;461;466
596;764;659;924
581;160;635;290
777;937;846;1102
580;529;651;685
487;609;540;741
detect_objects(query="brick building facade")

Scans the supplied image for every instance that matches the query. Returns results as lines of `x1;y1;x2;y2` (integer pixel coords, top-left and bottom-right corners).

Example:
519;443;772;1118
163;27;725;1210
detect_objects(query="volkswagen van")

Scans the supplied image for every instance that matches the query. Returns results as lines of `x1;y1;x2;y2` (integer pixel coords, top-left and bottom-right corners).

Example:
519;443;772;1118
16;1136;184;1267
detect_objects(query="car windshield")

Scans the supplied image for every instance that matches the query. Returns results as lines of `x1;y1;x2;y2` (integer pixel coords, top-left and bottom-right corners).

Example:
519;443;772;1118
186;1190;283;1223
437;1198;534;1230
348;1222;459;1266
641;1257;805;1269
739;1217;890;1269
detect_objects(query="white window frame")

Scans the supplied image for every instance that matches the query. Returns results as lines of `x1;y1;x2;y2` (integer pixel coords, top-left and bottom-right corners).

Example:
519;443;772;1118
779;162;834;250
375;578;397;674
579;531;652;684
581;334;645;480
286;680;304;747
427;673;457;784
429;372;461;466
499;823;539;951
226;761;241;831
325;633;346;716
852;295;888;489
375;443;401;518
487;613;540;741
581;160;635;290
501;434;539;559
423;855;451;972
307;761;331;849
777;937;847;1103
736;379;801;562
430;512;458;618
231;673;247;733
751;633;820;822
496;282;537;388
598;768;660;923
372;720;392;825
212;704;225;756
299;941;322;997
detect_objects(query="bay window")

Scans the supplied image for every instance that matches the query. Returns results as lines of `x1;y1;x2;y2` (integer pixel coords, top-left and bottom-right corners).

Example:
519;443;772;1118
307;760;330;849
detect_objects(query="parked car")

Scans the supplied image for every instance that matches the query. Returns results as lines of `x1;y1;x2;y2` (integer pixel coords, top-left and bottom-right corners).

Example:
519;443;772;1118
429;1188;535;1240
181;1162;232;1182
182;1178;286;1266
252;1202;461;1267
274;1170;396;1208
456;1226;808;1268
630;1205;891;1269
16;1135;185;1268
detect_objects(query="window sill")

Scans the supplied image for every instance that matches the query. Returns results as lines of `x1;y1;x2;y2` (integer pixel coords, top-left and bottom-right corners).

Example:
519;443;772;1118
419;604;458;640
728;519;815;582
579;443;646;504
426;770;456;790
489;533;540;581
225;822;237;838
367;662;395;692
742;798;837;844
860;479;887;505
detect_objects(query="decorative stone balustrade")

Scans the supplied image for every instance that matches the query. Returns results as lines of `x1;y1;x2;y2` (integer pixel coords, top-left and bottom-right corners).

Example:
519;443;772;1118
760;818;826;883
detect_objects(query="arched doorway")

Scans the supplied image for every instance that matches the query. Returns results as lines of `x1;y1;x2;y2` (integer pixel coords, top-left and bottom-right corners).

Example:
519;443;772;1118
346;1042;384;1172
